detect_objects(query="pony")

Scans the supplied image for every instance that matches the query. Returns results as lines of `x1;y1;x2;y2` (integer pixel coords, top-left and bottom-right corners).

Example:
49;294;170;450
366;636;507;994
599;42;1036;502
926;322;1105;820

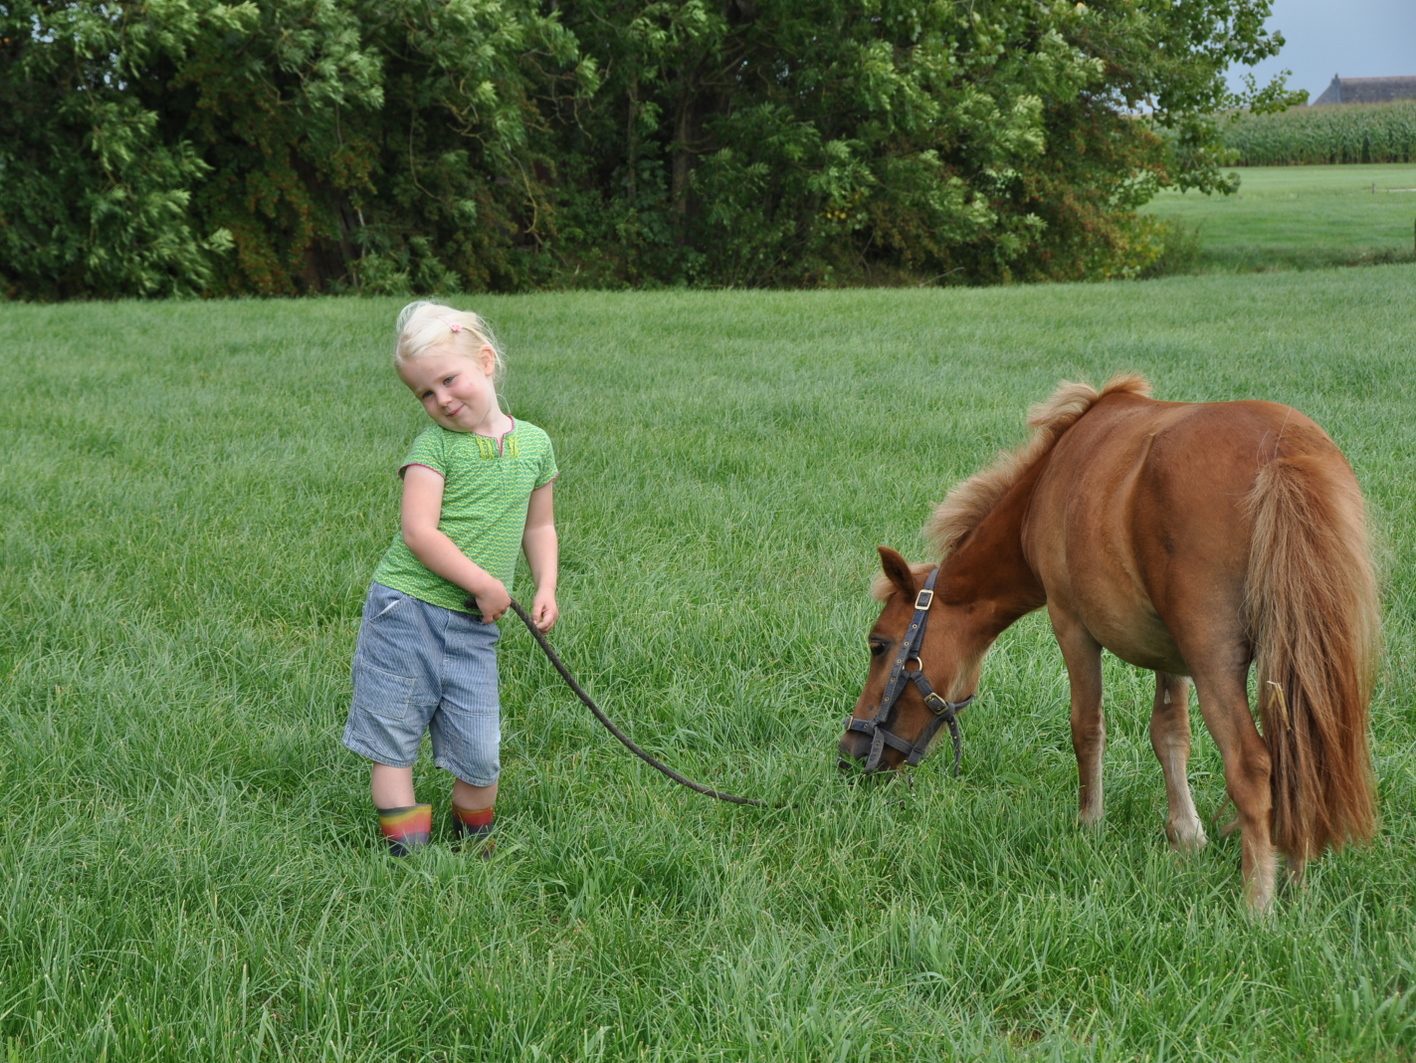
839;375;1380;912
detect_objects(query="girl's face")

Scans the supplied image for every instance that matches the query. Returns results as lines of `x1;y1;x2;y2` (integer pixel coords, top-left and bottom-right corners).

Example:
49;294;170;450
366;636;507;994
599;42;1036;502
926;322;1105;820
397;343;502;434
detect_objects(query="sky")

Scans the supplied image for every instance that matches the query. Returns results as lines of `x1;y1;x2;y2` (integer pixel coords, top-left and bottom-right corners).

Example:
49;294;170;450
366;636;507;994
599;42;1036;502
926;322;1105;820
1224;0;1416;101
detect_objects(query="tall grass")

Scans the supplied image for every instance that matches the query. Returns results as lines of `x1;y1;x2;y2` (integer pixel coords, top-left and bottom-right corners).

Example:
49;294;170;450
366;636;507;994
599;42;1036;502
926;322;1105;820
1223;102;1416;166
2;272;1414;1059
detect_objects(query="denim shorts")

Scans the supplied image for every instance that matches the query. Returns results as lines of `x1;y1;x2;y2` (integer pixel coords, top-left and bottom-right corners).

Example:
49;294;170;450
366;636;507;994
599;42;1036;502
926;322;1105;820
343;582;502;786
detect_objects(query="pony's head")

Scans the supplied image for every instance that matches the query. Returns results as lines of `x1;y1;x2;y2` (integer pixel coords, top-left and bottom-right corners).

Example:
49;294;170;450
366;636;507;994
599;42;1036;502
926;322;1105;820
838;547;984;774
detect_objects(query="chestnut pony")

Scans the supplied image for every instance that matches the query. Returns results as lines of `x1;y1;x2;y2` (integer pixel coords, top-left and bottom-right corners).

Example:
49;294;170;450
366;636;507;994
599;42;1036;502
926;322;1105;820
839;376;1379;911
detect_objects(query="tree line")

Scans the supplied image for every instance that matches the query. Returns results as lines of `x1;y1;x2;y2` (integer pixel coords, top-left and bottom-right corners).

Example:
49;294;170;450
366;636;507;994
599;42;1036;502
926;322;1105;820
0;0;1299;299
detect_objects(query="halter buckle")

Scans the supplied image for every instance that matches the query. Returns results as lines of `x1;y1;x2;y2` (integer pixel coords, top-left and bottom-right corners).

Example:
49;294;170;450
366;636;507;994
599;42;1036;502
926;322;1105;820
913;587;934;611
924;691;974;717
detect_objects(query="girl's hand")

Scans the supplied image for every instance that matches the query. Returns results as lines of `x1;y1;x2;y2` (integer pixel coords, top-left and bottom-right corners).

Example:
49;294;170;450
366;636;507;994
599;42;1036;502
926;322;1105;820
529;589;559;632
472;580;511;623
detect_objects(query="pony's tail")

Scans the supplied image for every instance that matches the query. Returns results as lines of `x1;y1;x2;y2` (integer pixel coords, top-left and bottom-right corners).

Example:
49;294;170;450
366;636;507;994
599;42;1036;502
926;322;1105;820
1244;451;1380;867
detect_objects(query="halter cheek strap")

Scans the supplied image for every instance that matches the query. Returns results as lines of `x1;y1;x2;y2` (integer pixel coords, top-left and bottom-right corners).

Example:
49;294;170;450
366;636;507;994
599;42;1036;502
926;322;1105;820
843;567;975;775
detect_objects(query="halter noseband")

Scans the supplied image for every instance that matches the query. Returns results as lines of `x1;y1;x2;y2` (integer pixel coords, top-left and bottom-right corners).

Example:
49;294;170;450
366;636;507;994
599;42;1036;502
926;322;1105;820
844;567;975;775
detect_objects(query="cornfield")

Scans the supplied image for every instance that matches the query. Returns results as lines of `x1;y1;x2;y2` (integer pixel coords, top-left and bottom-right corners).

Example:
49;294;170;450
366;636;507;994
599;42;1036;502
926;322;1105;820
1222;101;1416;165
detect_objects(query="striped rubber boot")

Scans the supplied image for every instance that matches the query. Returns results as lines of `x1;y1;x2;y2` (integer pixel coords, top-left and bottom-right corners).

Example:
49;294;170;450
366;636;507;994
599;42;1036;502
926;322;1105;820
452;804;495;857
376;804;432;856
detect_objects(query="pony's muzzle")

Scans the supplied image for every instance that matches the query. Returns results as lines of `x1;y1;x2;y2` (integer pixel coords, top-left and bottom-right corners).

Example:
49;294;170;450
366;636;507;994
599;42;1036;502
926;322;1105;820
836;728;877;772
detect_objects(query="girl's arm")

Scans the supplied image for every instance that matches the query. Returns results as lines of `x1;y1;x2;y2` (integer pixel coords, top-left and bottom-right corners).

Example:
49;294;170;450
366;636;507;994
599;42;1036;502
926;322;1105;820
400;463;510;622
520;481;559;631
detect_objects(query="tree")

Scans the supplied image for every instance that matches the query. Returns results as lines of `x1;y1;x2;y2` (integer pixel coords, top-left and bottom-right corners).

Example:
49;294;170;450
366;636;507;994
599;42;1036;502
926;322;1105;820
0;1;232;298
2;0;1296;297
344;0;592;294
552;0;1299;285
1;0;590;298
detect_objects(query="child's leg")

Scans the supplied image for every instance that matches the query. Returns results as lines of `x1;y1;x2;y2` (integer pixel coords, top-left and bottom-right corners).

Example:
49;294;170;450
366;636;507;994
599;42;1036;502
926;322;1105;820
372;763;416;808
453;778;497;810
371;763;430;856
343;584;444;856
436;613;503;853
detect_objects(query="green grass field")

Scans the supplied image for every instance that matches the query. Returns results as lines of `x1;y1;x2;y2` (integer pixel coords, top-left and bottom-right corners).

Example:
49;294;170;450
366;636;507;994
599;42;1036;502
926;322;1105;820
3;268;1414;1060
1144;163;1416;273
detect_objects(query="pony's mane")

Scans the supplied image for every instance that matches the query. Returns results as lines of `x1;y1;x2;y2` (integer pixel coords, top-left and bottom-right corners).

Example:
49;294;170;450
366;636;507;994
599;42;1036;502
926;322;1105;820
924;374;1151;560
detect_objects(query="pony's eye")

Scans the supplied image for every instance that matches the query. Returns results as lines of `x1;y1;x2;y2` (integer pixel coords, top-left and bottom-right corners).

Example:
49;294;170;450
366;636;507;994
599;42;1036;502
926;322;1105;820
868;640;888;658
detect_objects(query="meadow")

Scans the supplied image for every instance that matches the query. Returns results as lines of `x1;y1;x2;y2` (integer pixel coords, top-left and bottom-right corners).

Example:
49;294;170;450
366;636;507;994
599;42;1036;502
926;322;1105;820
2;267;1414;1060
1143;163;1416;274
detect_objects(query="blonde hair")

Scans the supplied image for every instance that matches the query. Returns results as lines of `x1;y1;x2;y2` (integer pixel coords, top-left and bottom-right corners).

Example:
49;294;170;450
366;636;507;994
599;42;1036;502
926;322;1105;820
393;300;506;383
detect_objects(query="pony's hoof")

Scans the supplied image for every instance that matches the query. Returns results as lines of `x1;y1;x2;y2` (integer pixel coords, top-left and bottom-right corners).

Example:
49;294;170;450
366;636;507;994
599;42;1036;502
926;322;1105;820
1244;886;1277;917
1166;820;1208;852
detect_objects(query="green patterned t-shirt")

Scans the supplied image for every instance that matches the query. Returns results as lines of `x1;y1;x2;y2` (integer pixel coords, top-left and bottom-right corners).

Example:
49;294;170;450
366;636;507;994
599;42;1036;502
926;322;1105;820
372;420;558;612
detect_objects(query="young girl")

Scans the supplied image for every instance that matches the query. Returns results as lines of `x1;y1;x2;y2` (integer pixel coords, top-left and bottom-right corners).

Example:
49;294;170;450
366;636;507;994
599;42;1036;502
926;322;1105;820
343;300;559;855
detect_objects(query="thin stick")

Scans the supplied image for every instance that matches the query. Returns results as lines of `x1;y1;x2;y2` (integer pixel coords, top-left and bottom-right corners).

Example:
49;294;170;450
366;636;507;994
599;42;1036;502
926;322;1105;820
507;599;764;807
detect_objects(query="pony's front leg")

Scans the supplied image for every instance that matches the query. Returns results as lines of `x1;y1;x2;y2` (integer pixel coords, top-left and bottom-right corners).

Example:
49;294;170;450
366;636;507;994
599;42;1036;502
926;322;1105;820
1049;607;1105;827
1192;673;1276;913
1150;672;1206;852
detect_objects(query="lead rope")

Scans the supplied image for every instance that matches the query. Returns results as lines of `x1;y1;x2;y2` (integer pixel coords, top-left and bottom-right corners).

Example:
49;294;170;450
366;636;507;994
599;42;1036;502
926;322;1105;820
505;599;764;807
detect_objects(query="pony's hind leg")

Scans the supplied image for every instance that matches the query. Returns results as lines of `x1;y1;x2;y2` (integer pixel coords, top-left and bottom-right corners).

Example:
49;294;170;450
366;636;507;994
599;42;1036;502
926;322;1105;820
1149;672;1206;852
1192;672;1276;913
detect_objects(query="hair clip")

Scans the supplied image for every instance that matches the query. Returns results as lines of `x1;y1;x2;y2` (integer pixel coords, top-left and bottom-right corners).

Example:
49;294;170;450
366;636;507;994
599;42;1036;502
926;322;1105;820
449;322;462;333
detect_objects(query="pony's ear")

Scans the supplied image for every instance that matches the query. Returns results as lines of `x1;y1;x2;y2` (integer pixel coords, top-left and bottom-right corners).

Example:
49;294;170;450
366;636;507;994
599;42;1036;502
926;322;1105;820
877;546;917;602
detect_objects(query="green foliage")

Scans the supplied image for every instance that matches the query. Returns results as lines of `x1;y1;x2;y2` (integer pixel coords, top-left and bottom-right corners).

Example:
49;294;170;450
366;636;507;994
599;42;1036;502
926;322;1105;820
162;0;388;295
1223;102;1416;166
0;0;589;298
549;0;1285;287
2;0;1298;297
0;1;232;298
343;0;592;294
550;0;1297;286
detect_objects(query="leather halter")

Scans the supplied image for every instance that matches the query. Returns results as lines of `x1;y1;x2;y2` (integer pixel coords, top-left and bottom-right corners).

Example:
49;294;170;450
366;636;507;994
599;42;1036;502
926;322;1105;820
844;567;975;775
